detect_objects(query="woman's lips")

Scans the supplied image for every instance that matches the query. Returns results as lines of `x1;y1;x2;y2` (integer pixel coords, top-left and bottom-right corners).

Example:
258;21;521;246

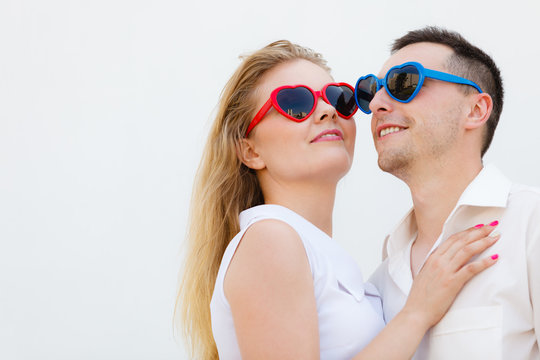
311;129;344;143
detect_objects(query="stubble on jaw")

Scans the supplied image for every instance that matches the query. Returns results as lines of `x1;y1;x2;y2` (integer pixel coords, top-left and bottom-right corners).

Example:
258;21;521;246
372;114;415;180
377;143;414;181
374;109;461;182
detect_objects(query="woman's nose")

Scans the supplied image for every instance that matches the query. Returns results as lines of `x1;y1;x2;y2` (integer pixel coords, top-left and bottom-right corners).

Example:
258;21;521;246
313;98;338;123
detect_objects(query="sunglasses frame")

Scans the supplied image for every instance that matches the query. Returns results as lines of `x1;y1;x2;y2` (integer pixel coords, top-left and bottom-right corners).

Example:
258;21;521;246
354;61;483;114
245;82;357;136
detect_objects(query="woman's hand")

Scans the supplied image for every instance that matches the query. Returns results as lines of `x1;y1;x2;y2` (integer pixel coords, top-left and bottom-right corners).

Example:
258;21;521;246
403;223;500;329
354;223;500;360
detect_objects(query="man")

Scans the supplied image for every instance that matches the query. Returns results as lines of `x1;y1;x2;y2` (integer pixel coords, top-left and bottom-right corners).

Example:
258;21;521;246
366;27;540;359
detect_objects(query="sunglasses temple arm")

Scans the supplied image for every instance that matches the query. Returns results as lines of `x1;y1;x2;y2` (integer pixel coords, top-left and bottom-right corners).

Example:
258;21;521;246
423;68;483;93
245;99;273;136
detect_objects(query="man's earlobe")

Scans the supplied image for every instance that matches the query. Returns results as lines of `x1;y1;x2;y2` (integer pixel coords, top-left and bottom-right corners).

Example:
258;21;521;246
237;138;266;170
464;93;493;130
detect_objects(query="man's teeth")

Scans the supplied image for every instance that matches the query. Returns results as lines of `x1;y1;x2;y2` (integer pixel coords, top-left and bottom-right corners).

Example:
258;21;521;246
380;127;402;137
321;133;339;138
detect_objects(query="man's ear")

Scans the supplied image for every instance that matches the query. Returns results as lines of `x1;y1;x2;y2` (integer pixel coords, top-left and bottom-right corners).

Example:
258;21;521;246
237;138;266;170
464;92;493;130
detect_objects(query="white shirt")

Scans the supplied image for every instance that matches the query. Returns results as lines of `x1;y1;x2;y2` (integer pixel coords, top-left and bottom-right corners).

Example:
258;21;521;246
369;164;540;360
211;204;385;360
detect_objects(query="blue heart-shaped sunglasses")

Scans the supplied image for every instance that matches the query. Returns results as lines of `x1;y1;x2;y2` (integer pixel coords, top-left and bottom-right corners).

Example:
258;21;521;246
354;61;483;114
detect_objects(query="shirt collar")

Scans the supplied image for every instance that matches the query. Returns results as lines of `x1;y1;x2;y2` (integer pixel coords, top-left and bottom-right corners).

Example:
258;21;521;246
455;163;512;208
386;163;512;257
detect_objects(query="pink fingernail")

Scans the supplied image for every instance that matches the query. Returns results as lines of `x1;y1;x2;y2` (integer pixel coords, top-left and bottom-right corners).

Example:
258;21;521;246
474;224;484;228
491;254;499;260
489;220;499;226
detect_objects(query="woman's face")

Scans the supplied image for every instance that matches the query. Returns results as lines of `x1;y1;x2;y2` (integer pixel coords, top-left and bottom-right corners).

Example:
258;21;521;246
246;59;356;184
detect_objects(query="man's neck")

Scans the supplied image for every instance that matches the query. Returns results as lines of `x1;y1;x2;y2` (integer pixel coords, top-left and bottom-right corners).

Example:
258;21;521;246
406;158;483;276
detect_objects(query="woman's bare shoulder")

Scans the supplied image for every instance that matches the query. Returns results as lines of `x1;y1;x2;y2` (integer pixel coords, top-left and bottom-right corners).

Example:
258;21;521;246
224;218;311;300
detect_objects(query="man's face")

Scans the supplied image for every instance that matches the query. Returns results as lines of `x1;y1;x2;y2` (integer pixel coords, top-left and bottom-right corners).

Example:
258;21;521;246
370;42;469;177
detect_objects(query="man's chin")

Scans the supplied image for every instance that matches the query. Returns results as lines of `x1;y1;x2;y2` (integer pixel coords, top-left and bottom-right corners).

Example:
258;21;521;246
377;153;410;177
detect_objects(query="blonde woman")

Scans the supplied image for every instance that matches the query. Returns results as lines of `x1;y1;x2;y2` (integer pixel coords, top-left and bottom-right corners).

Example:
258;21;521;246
177;40;499;360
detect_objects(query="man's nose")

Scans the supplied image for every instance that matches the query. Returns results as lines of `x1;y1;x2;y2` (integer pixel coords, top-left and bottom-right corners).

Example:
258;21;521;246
369;87;394;115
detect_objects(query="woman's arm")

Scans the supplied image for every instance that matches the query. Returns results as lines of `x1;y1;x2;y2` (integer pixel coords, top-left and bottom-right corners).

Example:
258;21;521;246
225;219;319;360
353;223;500;360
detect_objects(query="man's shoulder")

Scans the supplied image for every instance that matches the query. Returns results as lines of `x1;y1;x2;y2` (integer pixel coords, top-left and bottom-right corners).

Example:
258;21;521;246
510;182;540;196
506;183;540;234
508;182;540;206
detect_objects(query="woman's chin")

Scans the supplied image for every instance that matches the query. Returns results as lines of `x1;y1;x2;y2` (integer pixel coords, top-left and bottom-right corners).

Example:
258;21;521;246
309;158;353;183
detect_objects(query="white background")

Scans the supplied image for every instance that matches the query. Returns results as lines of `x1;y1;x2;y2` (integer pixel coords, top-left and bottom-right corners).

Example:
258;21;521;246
1;0;539;359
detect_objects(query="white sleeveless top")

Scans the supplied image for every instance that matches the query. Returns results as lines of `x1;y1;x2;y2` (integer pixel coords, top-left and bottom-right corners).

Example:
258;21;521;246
210;205;385;359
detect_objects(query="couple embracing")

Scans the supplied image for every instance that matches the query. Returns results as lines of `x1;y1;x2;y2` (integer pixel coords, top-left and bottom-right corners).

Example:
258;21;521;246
178;26;540;360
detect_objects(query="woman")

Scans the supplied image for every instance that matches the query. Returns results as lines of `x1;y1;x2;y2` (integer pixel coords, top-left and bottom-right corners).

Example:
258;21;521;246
176;40;499;359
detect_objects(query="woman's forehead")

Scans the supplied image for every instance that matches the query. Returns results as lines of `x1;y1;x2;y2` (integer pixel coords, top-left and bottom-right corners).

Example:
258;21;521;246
258;59;333;94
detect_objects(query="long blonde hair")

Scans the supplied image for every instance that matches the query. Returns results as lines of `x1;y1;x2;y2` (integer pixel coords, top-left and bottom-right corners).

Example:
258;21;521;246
176;40;330;359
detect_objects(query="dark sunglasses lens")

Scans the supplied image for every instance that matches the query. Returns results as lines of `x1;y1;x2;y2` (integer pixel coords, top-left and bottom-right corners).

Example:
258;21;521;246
325;85;357;117
355;76;377;112
386;65;419;101
276;87;314;120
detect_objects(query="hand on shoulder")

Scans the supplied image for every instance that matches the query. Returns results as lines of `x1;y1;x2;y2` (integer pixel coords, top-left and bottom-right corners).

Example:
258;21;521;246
404;223;500;328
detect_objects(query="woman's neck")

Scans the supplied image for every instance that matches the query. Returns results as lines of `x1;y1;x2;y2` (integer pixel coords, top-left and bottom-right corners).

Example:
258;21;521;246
262;181;337;237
